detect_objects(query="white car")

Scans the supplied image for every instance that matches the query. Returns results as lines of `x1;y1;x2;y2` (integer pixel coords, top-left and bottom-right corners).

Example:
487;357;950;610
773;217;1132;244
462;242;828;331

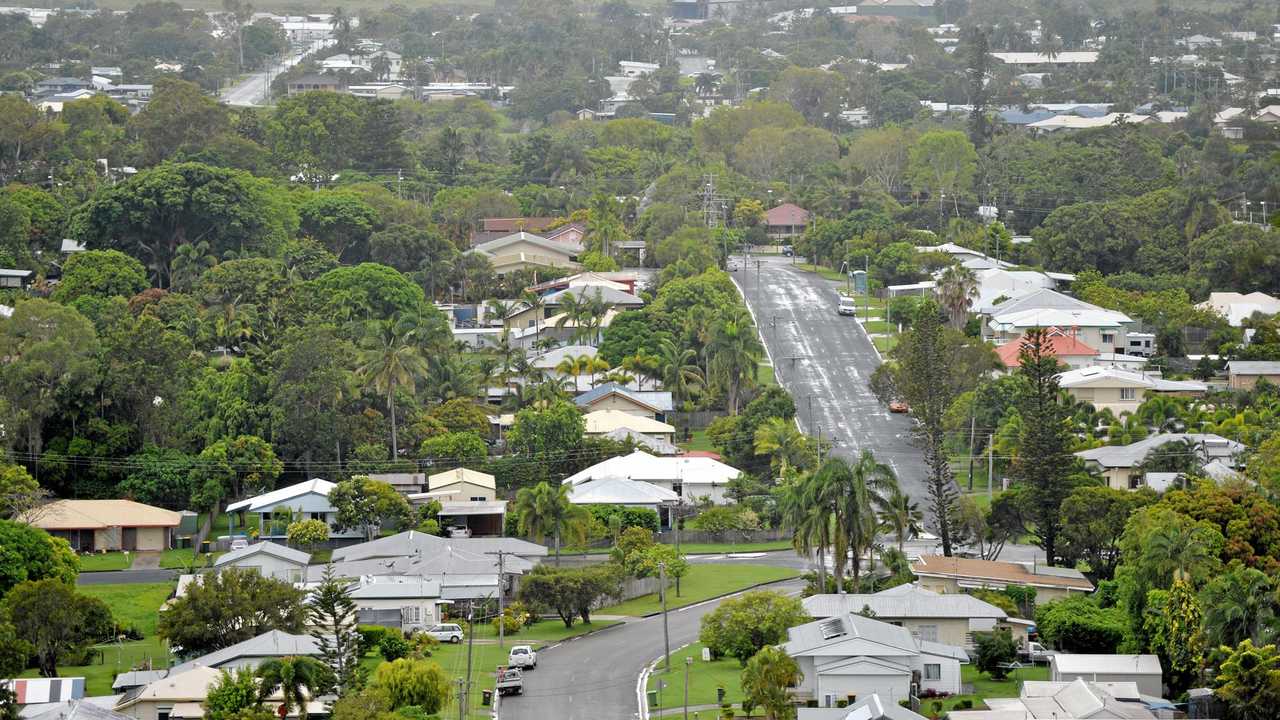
448;526;472;539
423;623;464;643
508;645;537;669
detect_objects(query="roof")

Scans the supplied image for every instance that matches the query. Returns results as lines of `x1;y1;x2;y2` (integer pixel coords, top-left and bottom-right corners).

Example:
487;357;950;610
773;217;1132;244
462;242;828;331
428;467;496;491
799;694;928;720
482;217;559;233
604;428;680;455
168;631;322;675
912;555;1094;591
213;541;310;568
331;530;547;563
543;285;645;307
438;500;507;516
783;612;969;662
22;500;181;530
990;51;1099;64
110;671;167;691
1052;654;1162;675
1198;291;1280;326
118;666;222;705
531;344;598;369
347;577;442;599
996;330;1097;368
1057;366;1207;394
1029;113;1150;130
1227;360;1280;376
584;409;676;435
575;382;674;413
26;699;128;720
765;203;810;226
569;476;682;505
562;449;741;486
468;231;583;257
0;269;34;278
226;479;334;513
5;678;84;705
1074;433;1244;469
60;239;86;253
988;289;1130;324
803;584;1008;620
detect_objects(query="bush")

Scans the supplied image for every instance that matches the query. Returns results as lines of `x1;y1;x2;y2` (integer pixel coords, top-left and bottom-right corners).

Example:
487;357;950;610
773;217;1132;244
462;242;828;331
491;609;524;636
358;625;390;655
1035;596;1126;653
586;505;659;534
379;632;409;661
687;505;760;533
973;629;1018;680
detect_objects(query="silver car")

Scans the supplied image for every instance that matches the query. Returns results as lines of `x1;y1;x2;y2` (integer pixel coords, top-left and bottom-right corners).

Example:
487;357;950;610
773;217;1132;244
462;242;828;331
423;623;463;643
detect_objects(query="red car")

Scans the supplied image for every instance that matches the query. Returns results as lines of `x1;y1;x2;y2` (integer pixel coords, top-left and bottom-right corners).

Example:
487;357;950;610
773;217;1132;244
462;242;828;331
888;401;909;413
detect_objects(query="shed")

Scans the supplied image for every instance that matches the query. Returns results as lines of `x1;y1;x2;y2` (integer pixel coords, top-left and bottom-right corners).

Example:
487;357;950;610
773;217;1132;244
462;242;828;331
1049;654;1163;697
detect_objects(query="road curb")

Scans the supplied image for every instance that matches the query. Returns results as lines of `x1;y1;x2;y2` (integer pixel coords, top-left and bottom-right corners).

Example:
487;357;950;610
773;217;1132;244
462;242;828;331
531;618;630;653
633;575;802;619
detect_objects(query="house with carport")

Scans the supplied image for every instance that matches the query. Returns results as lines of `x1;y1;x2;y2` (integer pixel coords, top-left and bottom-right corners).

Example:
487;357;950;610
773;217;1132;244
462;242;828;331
562;449;741;504
22;500;182;552
910;555;1093;603
410;467;506;537
225;479;360;542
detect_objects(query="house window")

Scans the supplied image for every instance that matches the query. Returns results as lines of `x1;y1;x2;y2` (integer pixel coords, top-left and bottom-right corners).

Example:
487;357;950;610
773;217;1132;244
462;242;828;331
916;625;939;643
288;568;304;584
310;512;325;521
1129;475;1143;490
1102;332;1116;344
402;605;422;624
470;496;487;502
158;708;173;720
1120;388;1136;400
924;664;941;681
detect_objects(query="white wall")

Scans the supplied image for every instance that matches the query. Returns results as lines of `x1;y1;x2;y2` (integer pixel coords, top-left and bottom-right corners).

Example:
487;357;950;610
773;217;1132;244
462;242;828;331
355;597;440;631
225;554;306;583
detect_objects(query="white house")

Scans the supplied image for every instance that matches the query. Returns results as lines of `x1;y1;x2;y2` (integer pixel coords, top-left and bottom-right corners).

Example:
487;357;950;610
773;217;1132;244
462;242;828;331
1198;291;1280;327
802;584;1027;651
797;693;928;720
1050;655;1163;697
226;478;361;541
782;613;968;707
1075;433;1246;491
212;541;310;582
583;409;676;443
948;679;1161;720
1057;367;1207;415
982;289;1133;353
347;576;444;632
561;450;741;505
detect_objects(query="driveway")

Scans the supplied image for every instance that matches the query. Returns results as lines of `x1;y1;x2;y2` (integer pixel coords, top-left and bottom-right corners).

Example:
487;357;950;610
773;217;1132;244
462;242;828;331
501;578;805;720
734;255;930;505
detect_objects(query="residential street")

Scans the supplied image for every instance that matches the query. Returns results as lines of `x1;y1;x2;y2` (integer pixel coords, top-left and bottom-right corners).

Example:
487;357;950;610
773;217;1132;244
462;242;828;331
221;39;330;107
734;255;931;505
501;578;805;720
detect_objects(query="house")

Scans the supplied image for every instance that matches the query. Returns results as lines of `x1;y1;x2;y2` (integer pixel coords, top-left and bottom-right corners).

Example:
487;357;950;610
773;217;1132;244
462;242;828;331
948;679;1161;720
765;203;810;239
465;231;582;274
801;584;1028;651
114;666;324;720
995;330;1098;372
911;555;1093;602
1029;112;1152;132
167;631;322;675
969;268;1074;312
1074;433;1246;491
782;612;968;707
1256;105;1280;123
1226;360;1280;390
854;0;934;19
568;477;682;521
562;449;741;504
331;529;547;565
225;478;361;541
425;468;496;502
60;239;87;255
530;344;599;371
112;672;168;694
1198;291;1280;327
1057;366;1206;415
25;698;131;720
584;409;676;443
1050;655;1163;697
604;427;680;456
22;500;181;552
365;472;427;495
212;541;310;583
574;382;674;420
348;576;444;632
0;269;34;289
286;74;340;95
982;289;1133;353
526;270;638;295
503;285;644;332
797;694;928;720
418;468;504;537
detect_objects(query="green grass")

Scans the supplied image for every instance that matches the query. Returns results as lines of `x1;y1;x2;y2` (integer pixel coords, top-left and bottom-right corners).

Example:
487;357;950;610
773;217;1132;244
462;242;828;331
837;293;886;309
159;547;224;569
794;263;848;282
78;553;133;572
757;363;777;386
872;335;899;353
862;320;897;333
679;429;717;453
675;541;793;554
914;663;1052;715
597;564;799;617
647;643;745;710
80;582;175;636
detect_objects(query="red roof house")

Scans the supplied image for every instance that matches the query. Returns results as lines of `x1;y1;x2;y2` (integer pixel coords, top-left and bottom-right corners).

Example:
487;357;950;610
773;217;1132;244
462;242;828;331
996;328;1098;369
764;203;810;238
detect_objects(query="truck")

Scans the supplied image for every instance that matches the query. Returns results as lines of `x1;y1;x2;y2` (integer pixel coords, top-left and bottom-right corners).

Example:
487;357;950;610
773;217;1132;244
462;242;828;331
837;295;857;316
1020;641;1057;664
495;668;523;696
508;645;537;670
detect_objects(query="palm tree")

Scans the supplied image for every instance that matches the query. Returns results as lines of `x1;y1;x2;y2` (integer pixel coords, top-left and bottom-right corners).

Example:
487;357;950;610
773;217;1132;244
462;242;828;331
519;290;547;342
656;338;703;406
208;294;256;353
514;481;589;566
778;473;831;593
708;307;764;414
357;320;428;459
936;264;978;329
256;656;327;720
329;7;354;51
693;71;722;97
171;239;217;291
370;53;392;81
878;486;924;555
824;452;899;589
425;354;479;403
1201;567;1277;648
623;352;660;391
753;417;809;478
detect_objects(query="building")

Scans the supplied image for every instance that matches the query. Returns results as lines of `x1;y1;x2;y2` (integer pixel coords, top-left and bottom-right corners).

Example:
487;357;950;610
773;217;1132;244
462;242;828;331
562;449;741;504
1198;291;1280;327
1057;366;1206;415
765;203;810;239
167;631;322;675
225;478;361;541
1074;433;1246;491
425;468;496;503
854;0;934;19
568;477;682;525
948;679;1162;720
604;428;680;456
348;576;444;632
114;666;323;720
982;289;1133;353
801;584;1028;651
1028;112;1153;132
503;285;644;332
575;383;674;420
331;529;547;565
1226;360;1280;390
911;555;1093;602
1050;655;1163;697
989;51;1100;66
782;612;968;707
418;468;505;537
583;409;676;444
465;231;582;274
212;541;310;583
22;500;181;552
797;694;928;720
995;330;1098;372
0;269;34;289
25;698;130;720
285;74;340;95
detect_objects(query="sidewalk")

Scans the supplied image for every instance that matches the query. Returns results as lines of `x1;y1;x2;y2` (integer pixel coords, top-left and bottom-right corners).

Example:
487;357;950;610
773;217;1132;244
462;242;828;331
652;703;723;718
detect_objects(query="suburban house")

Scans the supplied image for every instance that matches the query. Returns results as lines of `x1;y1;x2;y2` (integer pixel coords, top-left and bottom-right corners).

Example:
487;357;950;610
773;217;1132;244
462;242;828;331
910;555;1094;602
332;529;546;565
364;472;427;496
226;479;361;542
765;203;810;239
212;541;310;583
168;631;322;675
574;382;674;421
568;477;683;525
782;612;969;707
22;500;182;552
948;679;1162;720
1050;655;1163;697
1198;291;1280;327
604;427;680;455
27;698;130;720
1226;360;1280;390
995;330;1098;372
562;449;741;504
504;285;645;332
348;576;444;632
285;73;340;95
415;467;506;537
0;268;34;289
583;409;677;444
797;694;928;720
465;231;582;274
1075;433;1246;491
982;289;1133;353
801;584;1029;651
1057;366;1207;414
424;468;496;503
855;0;936;20
114;666;325;720
526;270;640;296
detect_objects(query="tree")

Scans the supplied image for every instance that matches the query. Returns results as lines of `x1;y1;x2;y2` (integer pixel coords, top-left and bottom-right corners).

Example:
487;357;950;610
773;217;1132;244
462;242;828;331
369;658;451;712
708;306;763;415
907;130;978;228
298;192;379;264
515;481;590;565
629;544;690;595
1201;564;1278;650
5;580;111;677
286;519;329;552
0;520;78;596
129;78;230;165
1058;486;1155;580
753;417;810;478
507;401;585;482
51;250;149;302
205;668;263;720
1011;328;1076;564
1035;595;1127;653
0;464;41;519
936;264;978;329
190;435;282;545
698;591;810;666
518;565;621;628
656;337;704;408
741;646;801;720
329;476;412;542
308;564;362;693
357;320;428;459
879;486;924;555
973;629;1018;680
1214;640;1280;720
158;568;307;657
418;432;487;464
1147;575;1205;697
428;398;492;436
256;657;328;720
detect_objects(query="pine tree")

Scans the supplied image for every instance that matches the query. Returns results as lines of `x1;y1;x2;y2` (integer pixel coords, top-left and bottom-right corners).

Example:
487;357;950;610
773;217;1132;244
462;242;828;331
1012;328;1075;564
309;564;363;694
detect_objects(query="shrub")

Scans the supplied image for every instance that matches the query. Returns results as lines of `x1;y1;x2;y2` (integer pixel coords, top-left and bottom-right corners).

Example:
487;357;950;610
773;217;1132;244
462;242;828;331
491;609;524;636
357;625;389;655
973;629;1018;680
379;632;409;661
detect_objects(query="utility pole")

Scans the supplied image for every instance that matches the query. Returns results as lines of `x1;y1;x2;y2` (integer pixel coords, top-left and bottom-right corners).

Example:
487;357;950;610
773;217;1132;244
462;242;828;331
659;561;671;672
486;551;512;651
987;433;994;498
967;415;977;492
456;678;465;720
462;605;477;720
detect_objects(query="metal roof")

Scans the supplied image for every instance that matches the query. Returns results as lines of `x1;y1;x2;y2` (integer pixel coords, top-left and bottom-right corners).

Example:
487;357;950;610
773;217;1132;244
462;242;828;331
802;584;1008;620
1075;433;1244;469
214;541;310;568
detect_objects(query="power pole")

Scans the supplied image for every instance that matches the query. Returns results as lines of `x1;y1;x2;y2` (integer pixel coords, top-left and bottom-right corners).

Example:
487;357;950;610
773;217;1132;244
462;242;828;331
684;656;692;720
967;415;977;492
486;551;512;651
462;605;477;719
987;433;994;498
659;561;671;672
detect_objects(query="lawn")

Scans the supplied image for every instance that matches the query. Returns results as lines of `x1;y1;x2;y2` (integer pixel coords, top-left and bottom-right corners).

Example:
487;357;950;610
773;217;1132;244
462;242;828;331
862;320;897;334
78;553;133;572
159;547;224;570
679;429;717;453
465;618;621;645
757;363;777;386
795;264;848;282
597;564;799;617
648;643;745;710
872;335;899;353
916;663;1050;715
80;582;175;635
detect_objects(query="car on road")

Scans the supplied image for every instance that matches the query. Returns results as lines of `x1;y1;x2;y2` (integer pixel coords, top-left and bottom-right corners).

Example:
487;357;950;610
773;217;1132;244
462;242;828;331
837;295;857;316
508;645;537;669
496;668;523;696
888;401;909;413
423;623;464;643
781;245;794;256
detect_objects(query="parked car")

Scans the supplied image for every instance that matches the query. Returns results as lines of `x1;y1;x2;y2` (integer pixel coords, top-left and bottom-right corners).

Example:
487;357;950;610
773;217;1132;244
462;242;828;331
496;668;523;696
888;401;909;413
423;623;464;643
229;537;249;551
1020;641;1057;664
781;245;794;257
448;526;472;539
508;645;537;670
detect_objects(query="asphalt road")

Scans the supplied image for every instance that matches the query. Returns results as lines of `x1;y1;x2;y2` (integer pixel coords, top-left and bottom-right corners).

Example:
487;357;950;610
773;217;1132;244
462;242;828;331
501;578;805;720
221;39;331;107
77;568;177;585
735;255;930;504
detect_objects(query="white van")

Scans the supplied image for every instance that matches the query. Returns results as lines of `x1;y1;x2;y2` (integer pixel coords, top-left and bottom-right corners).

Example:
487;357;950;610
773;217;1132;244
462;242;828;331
837;295;857;316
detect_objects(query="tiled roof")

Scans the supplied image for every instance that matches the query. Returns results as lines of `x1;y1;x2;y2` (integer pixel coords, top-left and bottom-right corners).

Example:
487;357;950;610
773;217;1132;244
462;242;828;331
995;330;1097;367
765;203;810;226
23;500;180;530
911;555;1094;591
